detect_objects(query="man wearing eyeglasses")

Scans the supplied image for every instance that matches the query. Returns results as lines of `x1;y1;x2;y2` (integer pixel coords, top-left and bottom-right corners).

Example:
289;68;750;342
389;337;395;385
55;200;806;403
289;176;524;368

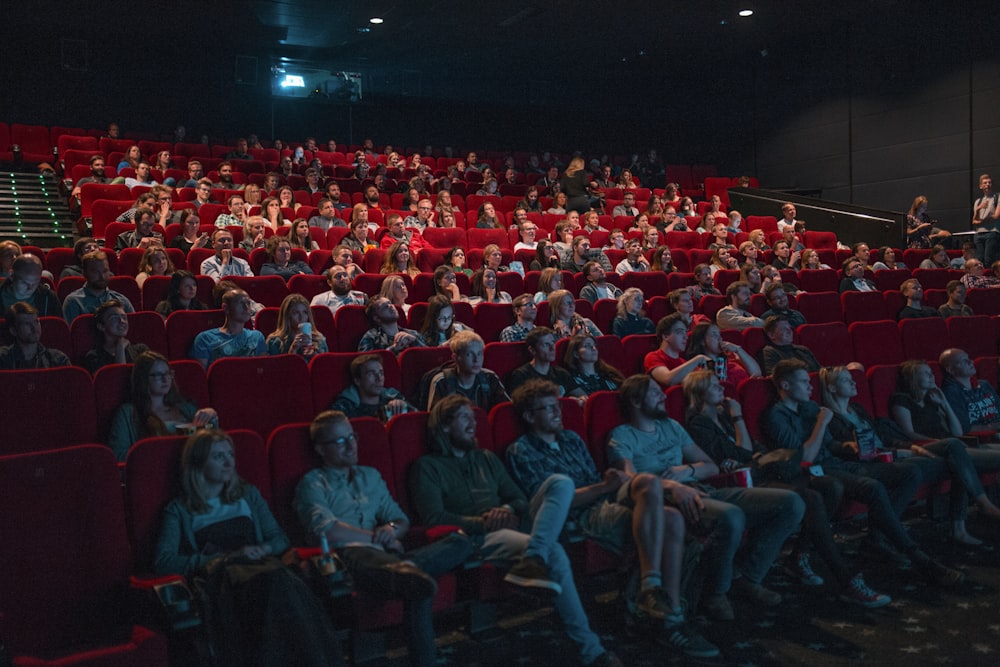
403;199;435;232
191;178;217;209
295;410;472;667
499;293;538;342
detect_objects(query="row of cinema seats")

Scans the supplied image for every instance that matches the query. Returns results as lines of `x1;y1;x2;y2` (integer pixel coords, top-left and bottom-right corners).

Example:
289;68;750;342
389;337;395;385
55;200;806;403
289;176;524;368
6;354;998;664
5;325;1000;457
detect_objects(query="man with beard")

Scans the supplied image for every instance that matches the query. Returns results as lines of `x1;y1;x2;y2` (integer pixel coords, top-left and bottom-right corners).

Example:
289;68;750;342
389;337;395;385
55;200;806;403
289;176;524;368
310;265;367;315
358;297;425;354
63;251;136;322
71;155;109;199
329;354;413;420
212;161;242;190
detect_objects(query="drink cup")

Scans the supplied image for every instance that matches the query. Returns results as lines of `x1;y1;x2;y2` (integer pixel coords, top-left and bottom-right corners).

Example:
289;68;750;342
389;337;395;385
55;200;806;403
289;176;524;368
732;468;752;488
299;322;312;337
876;451;894;463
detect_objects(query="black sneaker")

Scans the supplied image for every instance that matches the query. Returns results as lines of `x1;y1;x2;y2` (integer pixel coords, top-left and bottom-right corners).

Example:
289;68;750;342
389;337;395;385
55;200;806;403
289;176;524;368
921;560;965;587
660;621;721;659
503;555;562;595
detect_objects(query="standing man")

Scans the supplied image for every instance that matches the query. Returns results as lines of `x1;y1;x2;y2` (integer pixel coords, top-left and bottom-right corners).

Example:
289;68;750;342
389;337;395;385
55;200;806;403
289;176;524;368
973;173;1000;265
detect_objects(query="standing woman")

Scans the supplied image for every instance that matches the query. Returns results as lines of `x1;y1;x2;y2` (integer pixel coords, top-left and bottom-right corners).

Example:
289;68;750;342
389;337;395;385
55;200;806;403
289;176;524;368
107;351;218;461
136;246;175;288
154;430;343;666
906;196;951;249
561;157;600;214
265;293;327;357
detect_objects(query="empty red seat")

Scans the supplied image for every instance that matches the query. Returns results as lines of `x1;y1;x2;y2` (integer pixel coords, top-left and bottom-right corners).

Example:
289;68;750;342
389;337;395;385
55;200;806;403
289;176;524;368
208;355;312;436
898;317;950;361
946;315;995;358
841;291;890;323
0;367;97;454
849;320;904;368
165;309;225;360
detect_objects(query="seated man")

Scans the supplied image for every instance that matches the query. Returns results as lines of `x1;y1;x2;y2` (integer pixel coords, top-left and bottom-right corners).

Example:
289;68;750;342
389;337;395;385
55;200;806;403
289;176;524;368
70;154;109;199
330;245;363;281
759;283;806;328
190;288;266;368
0;302;70;369
212;161;242;190
758;315;823;374
838;258;877;292
761;360;963;586
851;242;872;271
123;160;158;190
940;348;1000;435
63;251;136;322
200;229;253;282
295;411;472;667
310;265;367;315
780;225;805;252
777;202;802;231
608;374;804;618
939;280;974;317
214;194;248;228
426;331;509;411
324;181;351;210
412;395;633;665
578;260;623;305
644;313;710;387
959;258;1000;290
612;191;639;218
503;382;717;658
358;297;425;355
225;138;251;161
191;178;217;209
179;160;204;189
897;279;940;319
115;207;164;251
308;197;346;232
499;293;538;342
504;326;585;402
330;354;414;420
0;254;61;317
380;213;427;253
615;238;650;274
689;264;721;300
715;281;763;331
403;199;435;232
561;236;613;273
769;240;800;271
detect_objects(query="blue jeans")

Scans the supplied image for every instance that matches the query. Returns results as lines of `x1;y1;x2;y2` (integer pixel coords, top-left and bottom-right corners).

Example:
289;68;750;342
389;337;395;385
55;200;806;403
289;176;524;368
902;439;1000;520
975;230;1000;265
340;532;472;667
478;474;606;665
836;460;922;518
698;487;805;594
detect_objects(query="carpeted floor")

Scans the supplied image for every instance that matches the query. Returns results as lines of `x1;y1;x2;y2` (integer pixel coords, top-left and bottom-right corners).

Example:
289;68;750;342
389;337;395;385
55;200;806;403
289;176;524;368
379;511;1000;666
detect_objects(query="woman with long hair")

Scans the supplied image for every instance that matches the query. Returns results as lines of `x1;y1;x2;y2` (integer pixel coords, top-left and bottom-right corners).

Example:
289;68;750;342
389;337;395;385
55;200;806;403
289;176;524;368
446;246;472;277
561;157;599;213
918;244;950;270
883;361;1000;543
530;240;560;272
277;185;301;212
685;322;760;395
107;351;218;460
684;369;892;609
800;248;829;270
171;210;209;255
379;274;411;315
84;300;150;374
748;229;770;251
468;268;512;305
117;145;142;171
432;265;463;302
481;243;508;272
419;294;469;346
548;288;601;338
154;429;343;666
650;245;675;273
906;195;950;249
156;270;207;317
617;169;637;190
546;191;568;215
532;266;564;303
261;235;312;280
380;241;420;278
435;190;457;217
476;202;502;229
871;246;907;271
136;246;175;288
612;287;655;337
563;333;624;395
243;183;263;209
709;247;739;275
265;294;327;357
260;196;288;232
287;219;319;252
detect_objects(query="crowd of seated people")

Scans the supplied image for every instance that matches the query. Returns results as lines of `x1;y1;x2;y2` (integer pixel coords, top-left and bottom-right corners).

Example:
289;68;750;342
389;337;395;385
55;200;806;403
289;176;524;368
6;126;1000;664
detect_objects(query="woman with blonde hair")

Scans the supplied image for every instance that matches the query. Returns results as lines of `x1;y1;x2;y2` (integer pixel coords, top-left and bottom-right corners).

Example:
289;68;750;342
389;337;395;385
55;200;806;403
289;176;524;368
533;266;564;303
561;156;599;213
265;293;327;357
748;229;770;251
548;288;601;337
612;287;654;337
380;240;420;278
136;246;175;287
243;183;263;209
379;274;411;315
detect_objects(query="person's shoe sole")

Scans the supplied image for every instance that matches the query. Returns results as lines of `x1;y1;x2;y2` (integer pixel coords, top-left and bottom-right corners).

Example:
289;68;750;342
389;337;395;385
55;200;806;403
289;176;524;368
378;562;437;599
839;592;892;609
503;571;562;596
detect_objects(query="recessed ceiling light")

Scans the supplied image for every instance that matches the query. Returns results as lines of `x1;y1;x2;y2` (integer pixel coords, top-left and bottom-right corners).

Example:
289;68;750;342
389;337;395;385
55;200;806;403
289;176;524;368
370;17;384;24
738;9;754;17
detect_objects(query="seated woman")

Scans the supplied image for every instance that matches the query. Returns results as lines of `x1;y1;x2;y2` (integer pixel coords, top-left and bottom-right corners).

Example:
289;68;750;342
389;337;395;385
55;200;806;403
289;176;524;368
627;212;651;235
650;245;676;274
748;229;770;252
740;263;763;294
419;294;470;346
918;244;950;270
520;186;542;213
885;361;1000;544
563;333;624;396
685;322;760;396
380;240;420;279
545;191;568;215
677;196;698;218
171;211;209;255
548;288;601;338
260;196;290;232
136;245;175;288
476;177;499;197
612;287;655;337
481;243;509;273
261;235;312;280
617;169;638;190
530;240;561;272
438;247;468;279
432;265;463;302
467;268;512;306
265;293;328;357
341;218;376;254
434;190;457;218
154;429;343;666
438;209;458;229
738;241;764;269
84;300;150;374
800;248;830;270
379;274;411;315
402;186;421;213
107;351;218;461
761;264;798;294
644;197;664;218
277;185;301;213
684;369;891;609
708;247;739;275
476;202;502;229
668;288;710;329
156;270;207;317
243;183;263;210
871;246;907;271
532;266;563;303
239;216;269;253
